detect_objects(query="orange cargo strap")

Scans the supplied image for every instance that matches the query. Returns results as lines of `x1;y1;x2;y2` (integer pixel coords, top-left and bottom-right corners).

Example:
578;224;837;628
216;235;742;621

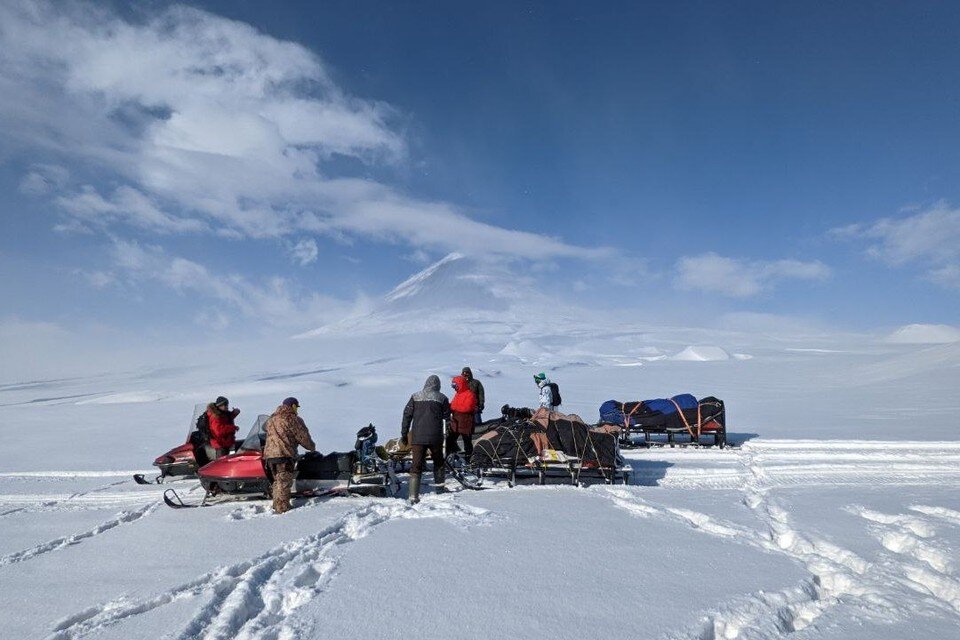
668;397;698;439
623;401;643;430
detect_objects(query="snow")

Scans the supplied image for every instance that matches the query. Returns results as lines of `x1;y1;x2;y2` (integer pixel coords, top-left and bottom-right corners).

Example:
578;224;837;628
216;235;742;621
672;345;731;361
2;255;960;639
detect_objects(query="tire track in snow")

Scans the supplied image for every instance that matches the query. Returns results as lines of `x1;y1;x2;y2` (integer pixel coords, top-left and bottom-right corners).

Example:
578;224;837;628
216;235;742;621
0;501;160;567
47;497;493;640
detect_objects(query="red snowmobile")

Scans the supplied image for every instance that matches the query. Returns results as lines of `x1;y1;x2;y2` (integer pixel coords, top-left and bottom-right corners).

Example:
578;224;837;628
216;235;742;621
161;418;400;508
134;404;221;485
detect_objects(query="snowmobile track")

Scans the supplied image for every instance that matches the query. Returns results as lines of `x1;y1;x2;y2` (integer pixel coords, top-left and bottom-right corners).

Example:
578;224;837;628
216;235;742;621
47;498;492;640
0;502;160;567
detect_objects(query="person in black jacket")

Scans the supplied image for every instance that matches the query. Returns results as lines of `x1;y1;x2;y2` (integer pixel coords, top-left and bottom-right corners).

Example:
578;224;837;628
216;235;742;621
461;367;485;425
401;375;450;504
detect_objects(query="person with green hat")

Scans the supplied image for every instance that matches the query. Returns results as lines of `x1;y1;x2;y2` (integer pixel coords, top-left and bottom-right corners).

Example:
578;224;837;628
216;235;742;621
534;373;560;411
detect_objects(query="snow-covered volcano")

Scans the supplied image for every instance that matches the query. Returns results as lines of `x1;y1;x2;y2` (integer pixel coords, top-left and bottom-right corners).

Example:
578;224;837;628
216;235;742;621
300;253;588;339
380;253;526;313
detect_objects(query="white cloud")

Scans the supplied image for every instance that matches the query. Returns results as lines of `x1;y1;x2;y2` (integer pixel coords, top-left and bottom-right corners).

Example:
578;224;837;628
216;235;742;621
54;185;208;234
18;164;69;196
928;264;960;289
885;323;960;344
831;202;960;289
675;253;830;297
715;312;828;335
289;238;319;266
106;240;360;327
0;0;601;260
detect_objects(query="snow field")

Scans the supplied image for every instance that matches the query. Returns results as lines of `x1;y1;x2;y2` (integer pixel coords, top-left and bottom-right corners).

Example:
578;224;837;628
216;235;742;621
1;439;959;638
2;266;960;639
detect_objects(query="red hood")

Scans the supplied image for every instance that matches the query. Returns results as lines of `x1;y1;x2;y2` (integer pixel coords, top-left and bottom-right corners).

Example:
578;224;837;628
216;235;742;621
452;375;467;392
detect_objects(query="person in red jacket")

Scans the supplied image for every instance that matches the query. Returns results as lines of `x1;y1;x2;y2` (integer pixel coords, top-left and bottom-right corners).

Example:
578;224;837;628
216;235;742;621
205;396;240;460
446;375;478;458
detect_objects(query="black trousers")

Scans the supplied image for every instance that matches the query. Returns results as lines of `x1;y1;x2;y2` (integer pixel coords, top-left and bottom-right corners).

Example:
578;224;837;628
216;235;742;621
410;443;444;483
445;432;473;458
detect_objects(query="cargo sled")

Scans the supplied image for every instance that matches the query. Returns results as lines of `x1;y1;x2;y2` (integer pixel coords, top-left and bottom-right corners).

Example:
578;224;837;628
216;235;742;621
470;408;631;486
600;395;726;448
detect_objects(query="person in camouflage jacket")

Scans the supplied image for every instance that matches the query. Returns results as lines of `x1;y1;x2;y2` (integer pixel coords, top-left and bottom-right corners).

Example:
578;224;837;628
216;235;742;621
264;397;316;514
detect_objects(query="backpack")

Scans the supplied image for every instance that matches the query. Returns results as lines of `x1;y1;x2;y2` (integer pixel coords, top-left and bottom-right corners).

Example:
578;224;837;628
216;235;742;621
548;382;562;407
354;424;380;473
195;411;211;444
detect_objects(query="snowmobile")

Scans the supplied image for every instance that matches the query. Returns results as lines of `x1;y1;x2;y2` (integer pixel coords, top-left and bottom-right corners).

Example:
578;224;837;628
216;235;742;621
162;420;401;508
134;403;220;485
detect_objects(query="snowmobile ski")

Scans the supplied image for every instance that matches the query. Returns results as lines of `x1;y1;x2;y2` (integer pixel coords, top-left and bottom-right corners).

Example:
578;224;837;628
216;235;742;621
444;454;484;490
134;473;161;485
163;486;348;509
163;488;197;508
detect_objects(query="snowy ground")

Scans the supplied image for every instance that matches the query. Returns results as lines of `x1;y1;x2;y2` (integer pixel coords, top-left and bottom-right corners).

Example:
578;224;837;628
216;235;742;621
2;259;959;639
1;438;959;639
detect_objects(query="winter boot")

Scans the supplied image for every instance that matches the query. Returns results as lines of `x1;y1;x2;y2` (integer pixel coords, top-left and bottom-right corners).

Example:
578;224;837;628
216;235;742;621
433;468;447;494
408;474;421;505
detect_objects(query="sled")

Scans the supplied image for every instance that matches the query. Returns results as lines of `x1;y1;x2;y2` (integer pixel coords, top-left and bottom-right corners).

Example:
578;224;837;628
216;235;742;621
602;396;728;449
471;409;630;487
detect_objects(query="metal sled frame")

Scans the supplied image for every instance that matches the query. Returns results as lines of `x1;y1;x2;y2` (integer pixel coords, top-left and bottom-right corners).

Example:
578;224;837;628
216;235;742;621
478;455;632;487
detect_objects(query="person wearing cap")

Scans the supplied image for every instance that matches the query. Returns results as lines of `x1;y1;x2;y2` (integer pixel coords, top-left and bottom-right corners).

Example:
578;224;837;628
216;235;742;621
205;396;240;461
263;397;316;514
534;373;557;410
461;367;485;425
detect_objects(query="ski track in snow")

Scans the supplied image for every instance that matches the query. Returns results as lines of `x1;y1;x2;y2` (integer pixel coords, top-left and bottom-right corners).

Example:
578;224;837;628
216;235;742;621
0;502;160;567
599;441;960;638
0;478;144;516
46;497;493;640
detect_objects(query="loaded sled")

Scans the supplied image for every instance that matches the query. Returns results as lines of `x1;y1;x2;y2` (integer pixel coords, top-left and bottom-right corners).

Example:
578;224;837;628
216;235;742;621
470;408;632;486
600;395;726;449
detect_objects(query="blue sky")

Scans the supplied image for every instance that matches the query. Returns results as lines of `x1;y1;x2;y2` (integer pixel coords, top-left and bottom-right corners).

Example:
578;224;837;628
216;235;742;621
2;0;960;356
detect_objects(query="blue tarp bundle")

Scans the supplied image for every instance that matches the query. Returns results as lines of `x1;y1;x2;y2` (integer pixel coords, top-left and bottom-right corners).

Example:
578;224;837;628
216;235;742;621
599;394;698;426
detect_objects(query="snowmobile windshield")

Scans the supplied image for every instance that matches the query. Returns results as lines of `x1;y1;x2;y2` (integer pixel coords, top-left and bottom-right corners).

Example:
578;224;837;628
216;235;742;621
187;403;206;441
239;415;270;451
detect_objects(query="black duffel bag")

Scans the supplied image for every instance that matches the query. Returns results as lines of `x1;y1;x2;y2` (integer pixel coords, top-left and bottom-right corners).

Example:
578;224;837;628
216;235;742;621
297;451;357;480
